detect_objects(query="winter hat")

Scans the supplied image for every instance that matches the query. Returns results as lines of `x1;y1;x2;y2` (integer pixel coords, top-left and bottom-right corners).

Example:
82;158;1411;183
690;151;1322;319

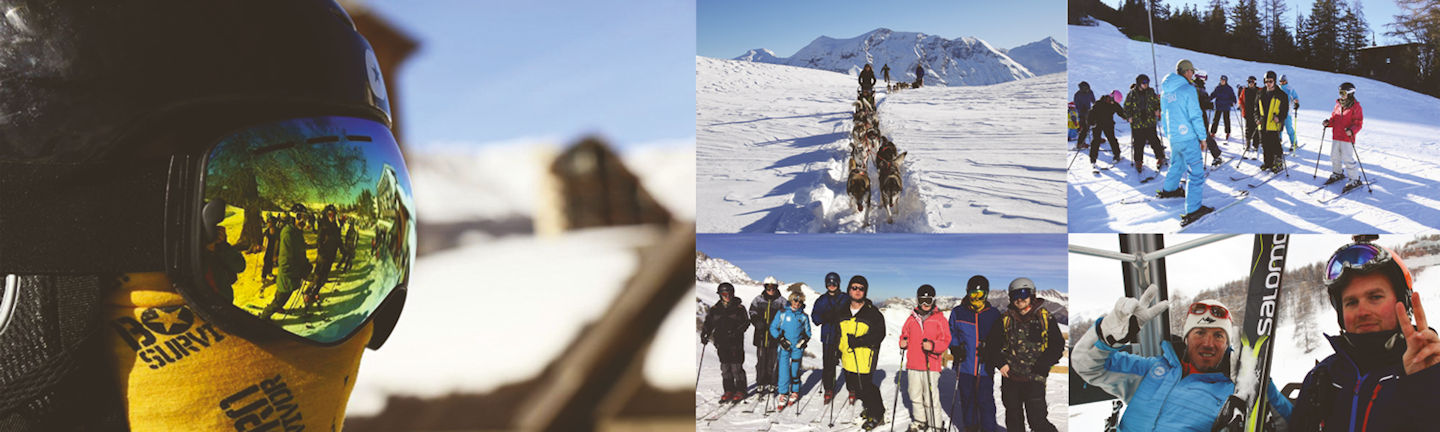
917;284;936;302
1183;299;1236;344
848;275;869;294
825;272;841;288
1220;75;1228;81
967;275;990;294
1008;277;1036;302
717;282;735;296
1176;59;1195;74
1136;74;1150;85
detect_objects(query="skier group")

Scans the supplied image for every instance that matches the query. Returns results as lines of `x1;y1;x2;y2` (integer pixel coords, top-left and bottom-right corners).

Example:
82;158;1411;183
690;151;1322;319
700;273;1062;431
1073;237;1440;431
1073;58;1368;226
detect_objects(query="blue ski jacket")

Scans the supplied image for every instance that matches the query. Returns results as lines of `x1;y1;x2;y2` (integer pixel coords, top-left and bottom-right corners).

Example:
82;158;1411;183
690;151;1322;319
1281;83;1299;109
1161;72;1208;148
1080;318;1292;432
1074;88;1096;115
811;290;845;346
1211;83;1237;112
1288;334;1440;432
770;307;812;360
949;302;1001;377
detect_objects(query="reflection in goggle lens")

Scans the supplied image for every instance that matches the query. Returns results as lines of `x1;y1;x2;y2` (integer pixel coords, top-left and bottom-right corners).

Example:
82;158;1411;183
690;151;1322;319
201;116;416;344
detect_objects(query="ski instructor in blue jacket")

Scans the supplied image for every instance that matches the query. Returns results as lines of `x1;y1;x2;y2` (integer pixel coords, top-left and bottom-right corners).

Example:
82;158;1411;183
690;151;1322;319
1072;285;1293;431
1156;59;1215;226
1289;239;1440;431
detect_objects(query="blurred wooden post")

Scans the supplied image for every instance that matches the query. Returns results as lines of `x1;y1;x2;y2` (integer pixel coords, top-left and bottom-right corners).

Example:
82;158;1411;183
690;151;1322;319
514;221;695;431
536;137;674;236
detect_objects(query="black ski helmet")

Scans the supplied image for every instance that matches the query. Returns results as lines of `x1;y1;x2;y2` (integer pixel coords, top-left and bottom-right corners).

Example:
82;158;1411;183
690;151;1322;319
717;282;736;296
966;275;990;294
1323;240;1414;331
1340;82;1356;96
848;275;869;294
1265;70;1278;82
1136;74;1150;85
917;284;936;300
1079;81;1090;90
825;272;841;288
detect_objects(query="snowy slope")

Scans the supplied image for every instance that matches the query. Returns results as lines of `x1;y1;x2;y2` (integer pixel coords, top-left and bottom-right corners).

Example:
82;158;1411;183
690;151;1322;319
697;57;1066;233
1067;20;1440;233
1003;37;1068;76
696;280;1069;431
735;28;1042;87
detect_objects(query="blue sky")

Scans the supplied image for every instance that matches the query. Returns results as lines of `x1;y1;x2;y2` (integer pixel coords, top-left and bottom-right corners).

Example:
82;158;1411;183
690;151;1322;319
1103;0;1408;46
364;0;696;150
698;234;1069;301
697;0;1068;59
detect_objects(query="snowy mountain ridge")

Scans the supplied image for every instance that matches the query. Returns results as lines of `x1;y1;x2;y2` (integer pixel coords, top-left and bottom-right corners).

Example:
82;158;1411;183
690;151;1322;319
732;28;1065;86
695;250;760;286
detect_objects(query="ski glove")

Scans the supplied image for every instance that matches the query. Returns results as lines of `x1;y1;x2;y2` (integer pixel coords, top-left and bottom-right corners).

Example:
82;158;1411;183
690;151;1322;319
797;337;809;350
701;334;710;345
846;334;859;349
1323;119;1330;127
780;339;791;350
1099;284;1170;348
950;346;967;364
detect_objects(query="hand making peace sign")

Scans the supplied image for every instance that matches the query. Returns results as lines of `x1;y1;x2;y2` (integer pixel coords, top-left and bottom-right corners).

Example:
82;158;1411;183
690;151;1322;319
1397;292;1440;375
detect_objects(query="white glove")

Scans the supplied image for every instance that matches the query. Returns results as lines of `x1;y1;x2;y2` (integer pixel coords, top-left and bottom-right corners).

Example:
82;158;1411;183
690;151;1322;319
1099;284;1170;347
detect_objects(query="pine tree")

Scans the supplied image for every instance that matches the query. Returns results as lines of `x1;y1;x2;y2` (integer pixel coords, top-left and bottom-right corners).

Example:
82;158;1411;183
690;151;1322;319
1204;0;1229;53
1387;0;1440;96
1300;0;1344;71
1264;0;1298;64
1230;0;1264;61
1339;1;1370;74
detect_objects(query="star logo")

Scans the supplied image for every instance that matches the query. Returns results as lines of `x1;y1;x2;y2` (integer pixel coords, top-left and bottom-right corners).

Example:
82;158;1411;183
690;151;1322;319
141;306;195;336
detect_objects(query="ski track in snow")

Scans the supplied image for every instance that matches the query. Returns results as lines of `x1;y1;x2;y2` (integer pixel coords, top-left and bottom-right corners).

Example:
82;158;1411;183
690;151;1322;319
1067;21;1440;233
698;56;1066;233
696;282;1068;431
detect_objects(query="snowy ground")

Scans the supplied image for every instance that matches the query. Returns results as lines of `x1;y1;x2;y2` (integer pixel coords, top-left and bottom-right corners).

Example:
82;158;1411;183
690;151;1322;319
1067;21;1440;233
347;142;695;417
696;282;1068;431
697;56;1066;233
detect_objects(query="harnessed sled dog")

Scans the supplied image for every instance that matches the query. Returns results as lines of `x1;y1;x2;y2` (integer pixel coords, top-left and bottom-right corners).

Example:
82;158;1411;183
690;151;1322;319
846;155;872;218
874;137;907;224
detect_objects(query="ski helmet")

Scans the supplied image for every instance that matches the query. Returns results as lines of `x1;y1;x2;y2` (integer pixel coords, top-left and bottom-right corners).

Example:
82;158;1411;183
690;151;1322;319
917;284;936;304
1110;90;1124;104
717;282;735;296
967;275;990;294
825;272;841;288
1323;240;1414;331
763;276;779;287
848;275;869;294
1136;74;1150;85
1264;70;1278;83
1195;70;1209;82
1079;81;1090;90
1008;277;1036;302
1279;74;1288;83
1340;82;1356;96
1220;75;1229;82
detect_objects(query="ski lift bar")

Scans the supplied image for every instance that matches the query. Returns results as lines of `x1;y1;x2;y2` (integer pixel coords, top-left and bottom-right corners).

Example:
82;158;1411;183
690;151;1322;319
1068;234;1238;264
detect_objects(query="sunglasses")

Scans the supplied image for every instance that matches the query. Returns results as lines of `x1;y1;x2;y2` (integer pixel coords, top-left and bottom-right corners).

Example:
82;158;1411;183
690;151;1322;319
849;285;865;291
1189;302;1230;319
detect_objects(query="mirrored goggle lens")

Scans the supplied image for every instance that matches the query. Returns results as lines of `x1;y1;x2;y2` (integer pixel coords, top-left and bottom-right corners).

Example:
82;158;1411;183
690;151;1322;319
918;296;935;305
200;116;416;344
1011;288;1034;299
1326;244;1383;283
1189;303;1229;319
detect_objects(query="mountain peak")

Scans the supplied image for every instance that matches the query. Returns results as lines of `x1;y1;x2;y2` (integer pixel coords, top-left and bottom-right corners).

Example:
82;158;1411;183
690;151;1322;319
733;29;1036;86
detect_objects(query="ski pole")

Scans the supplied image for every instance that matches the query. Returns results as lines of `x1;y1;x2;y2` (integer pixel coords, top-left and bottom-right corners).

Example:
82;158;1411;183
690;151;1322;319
1313;126;1329;179
697;340;708;390
924;352;937;431
891;346;905;432
943;371;960;432
1349;138;1373;193
794;360;806;417
1067;148;1083;171
834;332;860;427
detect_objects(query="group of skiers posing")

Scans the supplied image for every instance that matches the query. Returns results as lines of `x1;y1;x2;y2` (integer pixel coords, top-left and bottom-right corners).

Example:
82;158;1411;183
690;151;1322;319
700;273;1063;431
1073;58;1367;225
1073;238;1440;431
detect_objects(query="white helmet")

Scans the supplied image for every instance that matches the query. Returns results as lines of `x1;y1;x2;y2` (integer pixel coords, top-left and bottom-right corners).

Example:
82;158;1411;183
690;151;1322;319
763;276;779;286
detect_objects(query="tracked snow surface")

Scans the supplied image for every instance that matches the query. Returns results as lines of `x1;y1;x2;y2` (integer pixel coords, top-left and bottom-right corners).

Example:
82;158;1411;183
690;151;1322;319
1067;20;1440;233
698;56;1066;233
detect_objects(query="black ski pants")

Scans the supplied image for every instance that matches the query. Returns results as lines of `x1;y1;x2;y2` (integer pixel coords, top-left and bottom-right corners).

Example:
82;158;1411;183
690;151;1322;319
1088;123;1120;164
721;363;747;394
1261;130;1283;168
1210;108;1231;136
844;370;885;421
822;340;842;393
755;343;779;390
1075;110;1090;147
1130;126;1164;168
1243;116;1259;150
1000;378;1056;432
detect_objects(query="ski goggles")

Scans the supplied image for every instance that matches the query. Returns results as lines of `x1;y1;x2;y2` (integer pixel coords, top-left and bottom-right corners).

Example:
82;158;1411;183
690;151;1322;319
0;115;414;349
917;295;935;305
1189;302;1230;319
1324;243;1390;285
1009;288;1034;301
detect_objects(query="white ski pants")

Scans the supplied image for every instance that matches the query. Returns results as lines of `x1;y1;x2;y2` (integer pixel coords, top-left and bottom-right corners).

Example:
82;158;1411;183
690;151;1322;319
1330;138;1359;178
907;369;943;426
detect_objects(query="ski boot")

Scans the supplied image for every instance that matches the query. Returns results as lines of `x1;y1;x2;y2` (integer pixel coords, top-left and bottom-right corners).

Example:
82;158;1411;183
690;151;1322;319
1180;206;1215;227
1343;179;1363;193
823;389;835;404
1211;157;1222;168
908;421;929;432
861;414;882;431
1156;187;1185;199
1324;173;1346;185
775;394;790;411
1157;158;1168;171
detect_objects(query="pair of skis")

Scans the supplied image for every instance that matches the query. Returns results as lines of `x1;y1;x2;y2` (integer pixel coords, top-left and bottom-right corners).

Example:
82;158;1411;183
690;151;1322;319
1211;234;1292;432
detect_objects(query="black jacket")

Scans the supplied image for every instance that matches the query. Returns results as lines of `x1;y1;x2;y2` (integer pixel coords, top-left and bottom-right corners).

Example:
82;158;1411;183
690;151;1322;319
1089;97;1128;127
859;68;877;91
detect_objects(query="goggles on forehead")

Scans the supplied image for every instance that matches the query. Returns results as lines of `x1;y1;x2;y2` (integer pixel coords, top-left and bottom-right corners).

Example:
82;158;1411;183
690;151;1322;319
1324;243;1389;285
0;116;415;349
1189;302;1230;319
